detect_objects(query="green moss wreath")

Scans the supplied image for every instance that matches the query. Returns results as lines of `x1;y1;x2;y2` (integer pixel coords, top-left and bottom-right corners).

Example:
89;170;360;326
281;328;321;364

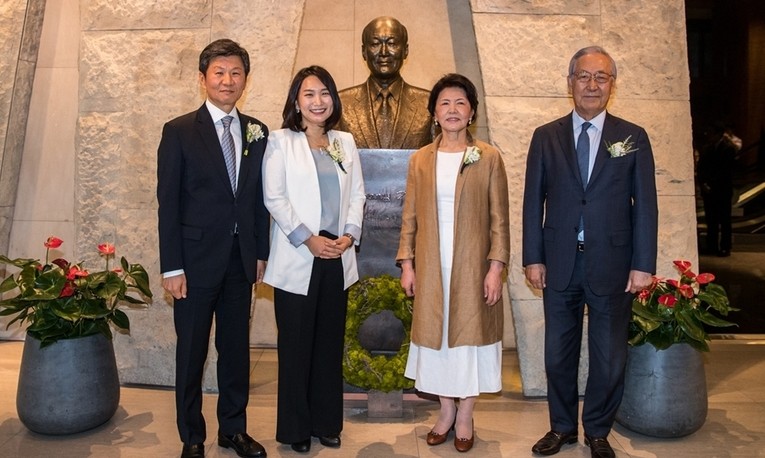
343;274;414;392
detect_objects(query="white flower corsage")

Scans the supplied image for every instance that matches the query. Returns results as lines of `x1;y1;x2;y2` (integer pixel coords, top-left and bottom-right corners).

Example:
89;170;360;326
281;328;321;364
243;122;265;156
460;146;481;173
606;136;638;158
322;138;347;174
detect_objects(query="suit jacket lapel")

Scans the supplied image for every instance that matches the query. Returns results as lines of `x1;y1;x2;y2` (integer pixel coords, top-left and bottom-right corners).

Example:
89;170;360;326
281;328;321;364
392;83;416;149
195;106;234;195
236;114;252;197
556;114;584;188
355;84;377;148
588;112;617;188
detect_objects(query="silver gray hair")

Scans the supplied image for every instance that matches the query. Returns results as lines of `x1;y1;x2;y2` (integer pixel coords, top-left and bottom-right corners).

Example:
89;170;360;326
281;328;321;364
568;46;618;79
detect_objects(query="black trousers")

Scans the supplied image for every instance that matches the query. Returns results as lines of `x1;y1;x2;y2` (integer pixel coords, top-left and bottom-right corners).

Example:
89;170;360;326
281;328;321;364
274;255;348;444
173;237;252;445
542;251;633;438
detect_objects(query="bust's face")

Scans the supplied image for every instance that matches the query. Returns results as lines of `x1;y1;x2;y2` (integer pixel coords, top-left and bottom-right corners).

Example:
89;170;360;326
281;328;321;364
361;18;408;84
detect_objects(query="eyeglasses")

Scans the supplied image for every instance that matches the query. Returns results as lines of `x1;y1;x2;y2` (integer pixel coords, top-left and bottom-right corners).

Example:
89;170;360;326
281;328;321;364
571;71;614;85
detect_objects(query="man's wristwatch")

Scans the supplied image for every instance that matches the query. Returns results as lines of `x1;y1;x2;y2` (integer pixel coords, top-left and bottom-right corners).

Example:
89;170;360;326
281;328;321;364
343;233;356;244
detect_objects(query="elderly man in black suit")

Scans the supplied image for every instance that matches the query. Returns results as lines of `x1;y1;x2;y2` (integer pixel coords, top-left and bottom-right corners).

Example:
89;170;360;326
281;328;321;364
157;39;269;458
338;16;432;149
522;46;658;458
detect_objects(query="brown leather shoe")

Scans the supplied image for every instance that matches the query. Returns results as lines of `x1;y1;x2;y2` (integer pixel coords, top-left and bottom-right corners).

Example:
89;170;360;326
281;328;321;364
532;430;578;455
584;435;615;458
453;421;474;453
426;429;449;446
426;420;454;446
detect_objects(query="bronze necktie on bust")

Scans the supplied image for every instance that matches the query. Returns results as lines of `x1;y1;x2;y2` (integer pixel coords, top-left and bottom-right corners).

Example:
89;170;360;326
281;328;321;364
377;89;393;148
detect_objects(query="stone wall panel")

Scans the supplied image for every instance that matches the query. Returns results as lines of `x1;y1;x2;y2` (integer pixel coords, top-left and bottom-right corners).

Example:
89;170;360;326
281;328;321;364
81;0;211;30
471;0;599;15
600;0;690;100
473;13;599;97
213;0;306;130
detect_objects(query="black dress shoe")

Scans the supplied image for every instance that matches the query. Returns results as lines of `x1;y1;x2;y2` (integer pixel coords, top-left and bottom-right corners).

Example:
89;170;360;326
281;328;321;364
532;430;578;455
585;435;615;458
181;443;204;458
316;434;341;448
290;438;311;453
218;432;267;457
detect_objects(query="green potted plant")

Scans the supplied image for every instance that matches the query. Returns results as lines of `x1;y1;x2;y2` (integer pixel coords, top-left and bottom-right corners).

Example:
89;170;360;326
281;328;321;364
0;236;152;434
617;259;736;437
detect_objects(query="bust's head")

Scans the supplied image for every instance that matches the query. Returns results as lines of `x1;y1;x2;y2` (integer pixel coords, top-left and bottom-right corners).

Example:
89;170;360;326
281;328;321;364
361;16;409;87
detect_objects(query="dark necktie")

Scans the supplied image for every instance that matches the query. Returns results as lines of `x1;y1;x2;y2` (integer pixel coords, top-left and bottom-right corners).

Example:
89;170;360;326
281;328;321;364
577;122;591;239
377;89;393;147
221;116;237;193
577;121;592;187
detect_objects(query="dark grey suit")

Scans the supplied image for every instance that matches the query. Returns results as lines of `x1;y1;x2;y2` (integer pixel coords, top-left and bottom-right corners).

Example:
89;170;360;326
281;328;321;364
522;111;658;437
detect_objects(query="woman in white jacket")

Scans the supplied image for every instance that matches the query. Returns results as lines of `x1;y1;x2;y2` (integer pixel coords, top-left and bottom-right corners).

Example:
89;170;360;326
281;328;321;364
262;66;365;453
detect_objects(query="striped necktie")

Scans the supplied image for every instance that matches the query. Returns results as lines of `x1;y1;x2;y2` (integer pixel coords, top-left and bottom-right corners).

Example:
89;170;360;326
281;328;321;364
221;116;237;193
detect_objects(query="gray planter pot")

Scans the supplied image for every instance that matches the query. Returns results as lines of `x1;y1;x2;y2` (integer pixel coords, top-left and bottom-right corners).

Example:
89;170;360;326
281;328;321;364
616;343;707;438
16;333;120;435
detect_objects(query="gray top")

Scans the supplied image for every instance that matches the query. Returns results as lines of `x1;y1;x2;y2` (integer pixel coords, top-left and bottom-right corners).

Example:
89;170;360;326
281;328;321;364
310;147;341;234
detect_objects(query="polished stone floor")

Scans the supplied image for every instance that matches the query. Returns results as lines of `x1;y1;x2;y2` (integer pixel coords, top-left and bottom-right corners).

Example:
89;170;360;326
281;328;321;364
1;337;764;457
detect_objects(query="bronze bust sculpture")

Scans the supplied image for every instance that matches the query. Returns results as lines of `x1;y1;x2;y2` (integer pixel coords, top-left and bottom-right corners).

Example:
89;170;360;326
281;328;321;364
338;16;432;149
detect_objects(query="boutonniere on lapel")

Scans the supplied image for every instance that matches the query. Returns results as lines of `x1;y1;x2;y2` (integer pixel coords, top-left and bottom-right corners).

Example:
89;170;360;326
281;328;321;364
243;122;265;156
460;146;482;173
606;136;638;158
321;138;347;174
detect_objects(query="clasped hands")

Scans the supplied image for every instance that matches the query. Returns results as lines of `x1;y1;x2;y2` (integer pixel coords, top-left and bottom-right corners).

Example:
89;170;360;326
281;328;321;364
305;234;353;259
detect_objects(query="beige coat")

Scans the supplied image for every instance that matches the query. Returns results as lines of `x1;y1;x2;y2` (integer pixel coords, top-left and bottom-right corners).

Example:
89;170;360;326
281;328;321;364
396;135;510;349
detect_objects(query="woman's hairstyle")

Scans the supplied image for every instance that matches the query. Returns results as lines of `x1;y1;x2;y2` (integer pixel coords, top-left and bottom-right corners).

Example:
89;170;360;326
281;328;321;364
427;73;479;122
281;65;342;133
199;39;250;76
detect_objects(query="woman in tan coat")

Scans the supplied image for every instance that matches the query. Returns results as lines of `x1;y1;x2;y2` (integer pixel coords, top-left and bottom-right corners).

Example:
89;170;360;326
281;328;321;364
397;73;510;453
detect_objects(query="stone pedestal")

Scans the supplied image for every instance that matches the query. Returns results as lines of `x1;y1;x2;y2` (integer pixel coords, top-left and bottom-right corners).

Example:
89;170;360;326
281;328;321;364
367;389;403;418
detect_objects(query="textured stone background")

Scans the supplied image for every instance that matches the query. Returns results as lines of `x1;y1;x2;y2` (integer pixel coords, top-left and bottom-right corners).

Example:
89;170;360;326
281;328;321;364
1;0;695;396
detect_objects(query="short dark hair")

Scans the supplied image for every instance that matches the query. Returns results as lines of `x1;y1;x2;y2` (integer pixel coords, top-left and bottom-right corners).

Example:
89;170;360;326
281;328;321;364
281;66;342;133
568;46;617;79
199;39;250;76
427;73;479;121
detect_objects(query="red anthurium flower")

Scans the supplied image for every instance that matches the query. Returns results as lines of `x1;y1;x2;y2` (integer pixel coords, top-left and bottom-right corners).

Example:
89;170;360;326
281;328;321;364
44;236;63;249
658;293;677;307
66;266;88;280
679;284;695;299
98;243;115;255
673;259;692;273
666;279;679;288
638;289;651;301
696;273;715;284
111;268;123;273
59;283;75;298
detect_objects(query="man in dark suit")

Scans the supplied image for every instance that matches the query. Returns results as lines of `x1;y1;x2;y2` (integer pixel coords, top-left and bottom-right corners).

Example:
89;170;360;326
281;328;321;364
157;39;269;458
337;16;432;149
522;46;658;458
